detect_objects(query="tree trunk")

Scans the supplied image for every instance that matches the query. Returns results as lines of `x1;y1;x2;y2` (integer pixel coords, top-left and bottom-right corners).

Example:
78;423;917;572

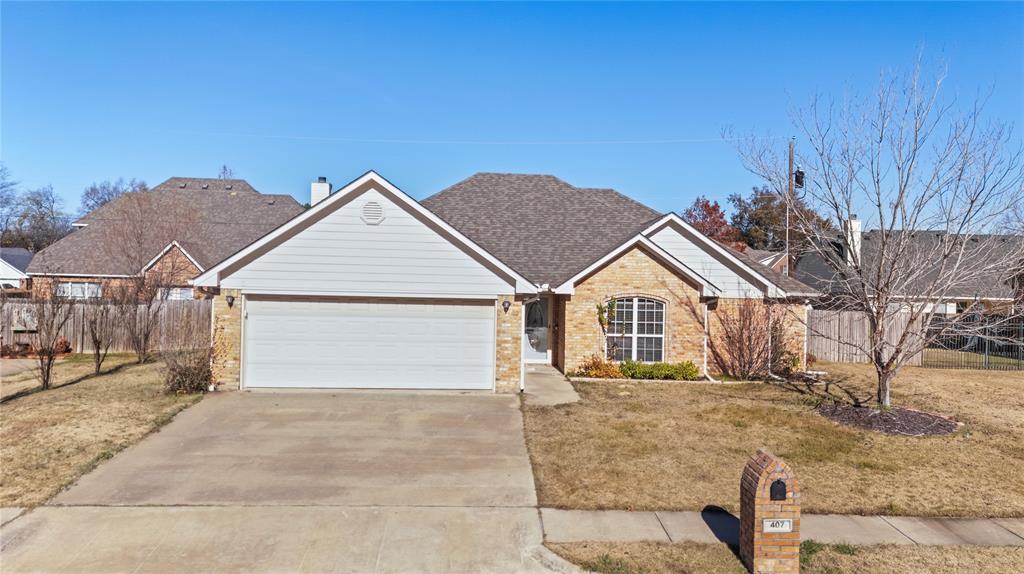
877;368;894;409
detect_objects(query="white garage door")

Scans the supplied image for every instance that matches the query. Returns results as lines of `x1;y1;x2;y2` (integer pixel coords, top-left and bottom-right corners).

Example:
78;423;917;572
243;299;495;390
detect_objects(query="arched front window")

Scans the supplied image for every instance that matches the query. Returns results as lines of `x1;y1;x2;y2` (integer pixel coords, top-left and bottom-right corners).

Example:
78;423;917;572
606;297;664;362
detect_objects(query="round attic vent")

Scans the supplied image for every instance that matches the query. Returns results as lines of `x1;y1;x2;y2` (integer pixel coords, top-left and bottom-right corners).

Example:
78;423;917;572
361;201;385;225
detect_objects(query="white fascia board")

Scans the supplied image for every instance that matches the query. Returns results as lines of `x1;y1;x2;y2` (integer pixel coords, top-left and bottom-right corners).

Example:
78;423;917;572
193;170;537;294
553;234;721;296
143;241;205;274
0;259;28;279
238;289;504;300
28;272;134;278
643;213;786;298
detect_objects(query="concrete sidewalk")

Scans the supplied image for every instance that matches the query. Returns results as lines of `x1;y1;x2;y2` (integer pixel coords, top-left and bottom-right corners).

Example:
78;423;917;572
524;365;579;406
541;508;1024;547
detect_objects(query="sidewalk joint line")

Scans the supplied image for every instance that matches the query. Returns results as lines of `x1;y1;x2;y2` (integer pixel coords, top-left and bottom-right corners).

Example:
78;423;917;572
653;511;673;542
879;516;918;545
994;521;1024;543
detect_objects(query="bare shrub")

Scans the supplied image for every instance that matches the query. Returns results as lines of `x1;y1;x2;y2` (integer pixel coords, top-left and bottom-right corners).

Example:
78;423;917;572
26;278;77;390
84;299;116;374
706;300;793;380
161;306;211;395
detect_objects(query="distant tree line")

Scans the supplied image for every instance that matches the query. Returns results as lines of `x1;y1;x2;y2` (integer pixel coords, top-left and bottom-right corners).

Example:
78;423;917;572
1;163;149;252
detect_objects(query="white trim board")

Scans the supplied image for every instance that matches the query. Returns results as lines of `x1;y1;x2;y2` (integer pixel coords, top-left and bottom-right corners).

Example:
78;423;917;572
553;234;721;296
143;241;205;274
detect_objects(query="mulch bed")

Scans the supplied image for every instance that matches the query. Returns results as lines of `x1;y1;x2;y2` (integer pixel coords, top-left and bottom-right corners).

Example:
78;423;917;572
817;403;960;436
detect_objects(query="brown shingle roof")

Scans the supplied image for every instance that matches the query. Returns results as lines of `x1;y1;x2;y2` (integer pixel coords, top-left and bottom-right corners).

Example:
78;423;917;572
28;177;303;276
422;173;663;286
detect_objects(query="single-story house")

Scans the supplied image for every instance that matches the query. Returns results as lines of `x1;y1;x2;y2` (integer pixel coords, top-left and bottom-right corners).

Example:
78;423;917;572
26;177;302;299
194;171;816;393
0;247;33;290
794;217;1024;314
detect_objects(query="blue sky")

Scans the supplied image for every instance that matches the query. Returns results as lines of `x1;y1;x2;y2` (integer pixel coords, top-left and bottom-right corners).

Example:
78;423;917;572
3;2;1022;214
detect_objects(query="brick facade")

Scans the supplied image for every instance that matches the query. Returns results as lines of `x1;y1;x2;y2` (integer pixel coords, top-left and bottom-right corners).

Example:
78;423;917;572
494;295;523;393
561;246;707;373
30;245;200;300
211;289;242;390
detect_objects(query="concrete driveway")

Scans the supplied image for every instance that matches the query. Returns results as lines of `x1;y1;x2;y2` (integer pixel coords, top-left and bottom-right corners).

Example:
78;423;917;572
1;392;566;573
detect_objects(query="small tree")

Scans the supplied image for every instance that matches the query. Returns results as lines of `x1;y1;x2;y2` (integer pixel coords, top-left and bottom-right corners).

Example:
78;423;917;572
103;191;198;364
28;278;76;390
736;58;1024;408
84;298;116;374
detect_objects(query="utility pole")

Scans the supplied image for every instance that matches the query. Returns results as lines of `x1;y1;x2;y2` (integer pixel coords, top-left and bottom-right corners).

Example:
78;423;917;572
786;137;794;277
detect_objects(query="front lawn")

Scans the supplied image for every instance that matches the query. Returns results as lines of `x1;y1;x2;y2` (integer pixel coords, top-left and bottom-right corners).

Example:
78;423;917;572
0;360;201;507
548;541;1024;574
1;353;138;400
522;362;1024;517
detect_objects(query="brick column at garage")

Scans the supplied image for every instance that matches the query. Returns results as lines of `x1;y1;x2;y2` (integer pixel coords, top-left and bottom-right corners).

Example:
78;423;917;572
211;288;242;390
494;295;523;393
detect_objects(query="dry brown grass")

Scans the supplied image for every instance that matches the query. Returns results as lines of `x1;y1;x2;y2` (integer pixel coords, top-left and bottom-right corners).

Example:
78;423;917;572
523;363;1024;517
547;542;1024;574
0;361;201;507
1;353;137;400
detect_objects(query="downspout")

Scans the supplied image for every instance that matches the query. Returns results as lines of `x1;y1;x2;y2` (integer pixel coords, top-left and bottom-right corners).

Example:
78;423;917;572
703;300;718;383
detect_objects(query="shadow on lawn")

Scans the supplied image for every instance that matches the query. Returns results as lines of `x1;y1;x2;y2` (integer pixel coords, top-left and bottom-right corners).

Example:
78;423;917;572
770;373;875;408
0;361;135;404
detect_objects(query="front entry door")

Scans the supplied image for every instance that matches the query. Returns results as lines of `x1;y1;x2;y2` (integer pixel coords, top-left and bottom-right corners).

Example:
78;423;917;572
523;298;549;363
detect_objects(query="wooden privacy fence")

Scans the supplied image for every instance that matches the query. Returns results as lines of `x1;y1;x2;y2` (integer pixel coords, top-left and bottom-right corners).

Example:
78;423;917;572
1;299;211;354
806;310;924;366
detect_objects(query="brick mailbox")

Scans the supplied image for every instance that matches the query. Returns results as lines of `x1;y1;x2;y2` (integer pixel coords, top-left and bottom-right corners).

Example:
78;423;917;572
739;449;801;573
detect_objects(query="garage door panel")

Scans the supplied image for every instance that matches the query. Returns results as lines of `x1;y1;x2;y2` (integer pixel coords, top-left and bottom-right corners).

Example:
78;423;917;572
243;299;495;390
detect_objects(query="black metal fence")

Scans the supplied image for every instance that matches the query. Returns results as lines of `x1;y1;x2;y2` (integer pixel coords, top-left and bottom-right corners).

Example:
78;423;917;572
923;315;1024;371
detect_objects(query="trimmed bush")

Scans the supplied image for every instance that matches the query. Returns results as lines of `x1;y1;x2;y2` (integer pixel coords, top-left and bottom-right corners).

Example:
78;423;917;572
620;360;701;381
570;355;623;379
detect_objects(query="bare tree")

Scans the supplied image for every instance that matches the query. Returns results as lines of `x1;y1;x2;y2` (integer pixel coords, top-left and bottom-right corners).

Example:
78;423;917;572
0;163;19;244
217;165;234;179
8;185;72;252
104;191;198;364
735;59;1024;408
26;275;77;390
84;298;116;374
79;178;147;215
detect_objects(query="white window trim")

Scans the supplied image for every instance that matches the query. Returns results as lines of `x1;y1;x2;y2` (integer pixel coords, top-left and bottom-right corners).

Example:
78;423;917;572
605;296;665;363
57;281;102;299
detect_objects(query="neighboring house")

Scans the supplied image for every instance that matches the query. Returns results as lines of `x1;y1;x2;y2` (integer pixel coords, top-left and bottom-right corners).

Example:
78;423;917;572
743;248;787;274
26;178;303;299
0;247;33;289
794;218;1023;314
194;171;817;393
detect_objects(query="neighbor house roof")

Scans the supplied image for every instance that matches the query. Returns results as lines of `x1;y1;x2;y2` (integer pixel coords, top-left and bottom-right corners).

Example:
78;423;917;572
28;177;303;276
795;230;1024;301
723;244;818;297
422;173;664;286
0;247;33;273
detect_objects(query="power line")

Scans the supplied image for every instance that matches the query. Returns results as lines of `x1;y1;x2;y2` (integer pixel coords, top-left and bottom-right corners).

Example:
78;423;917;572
158;129;788;146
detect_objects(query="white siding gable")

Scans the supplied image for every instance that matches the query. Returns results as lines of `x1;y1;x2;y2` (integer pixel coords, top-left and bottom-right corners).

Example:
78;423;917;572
222;188;514;297
649;225;766;298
